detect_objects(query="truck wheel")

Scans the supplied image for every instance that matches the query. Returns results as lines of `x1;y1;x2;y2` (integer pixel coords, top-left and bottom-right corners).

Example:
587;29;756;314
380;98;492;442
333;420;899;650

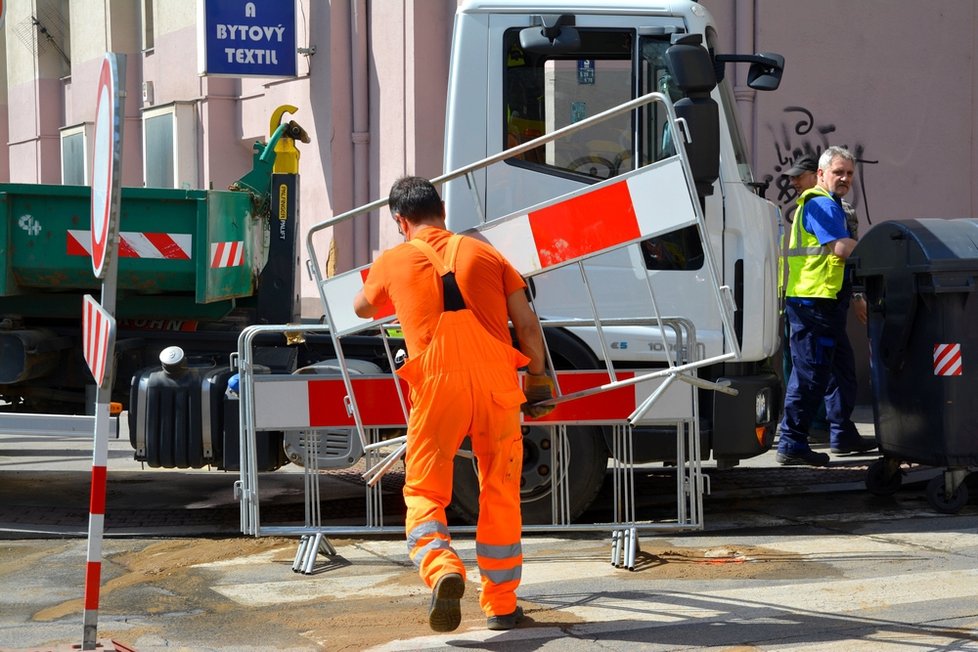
450;424;608;525
925;475;969;514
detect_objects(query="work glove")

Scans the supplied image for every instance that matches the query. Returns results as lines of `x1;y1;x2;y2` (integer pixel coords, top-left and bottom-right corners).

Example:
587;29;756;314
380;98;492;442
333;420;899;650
522;372;556;418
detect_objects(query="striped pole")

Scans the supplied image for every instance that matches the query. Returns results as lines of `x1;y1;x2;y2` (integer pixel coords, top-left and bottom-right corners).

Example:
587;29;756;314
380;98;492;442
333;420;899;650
82;393;112;646
82;51;126;651
80;297;116;647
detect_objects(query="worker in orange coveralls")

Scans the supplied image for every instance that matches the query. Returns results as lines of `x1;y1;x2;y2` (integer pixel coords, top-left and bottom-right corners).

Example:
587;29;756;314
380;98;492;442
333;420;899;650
353;176;555;633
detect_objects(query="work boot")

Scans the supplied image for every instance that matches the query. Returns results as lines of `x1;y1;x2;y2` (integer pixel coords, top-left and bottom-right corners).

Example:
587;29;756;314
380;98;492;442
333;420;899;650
428;573;465;632
830;437;877;455
776;449;830;467
487;606;524;631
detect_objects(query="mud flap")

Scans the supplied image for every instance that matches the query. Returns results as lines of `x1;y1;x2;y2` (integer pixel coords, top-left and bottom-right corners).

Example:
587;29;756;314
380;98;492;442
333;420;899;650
711;372;780;462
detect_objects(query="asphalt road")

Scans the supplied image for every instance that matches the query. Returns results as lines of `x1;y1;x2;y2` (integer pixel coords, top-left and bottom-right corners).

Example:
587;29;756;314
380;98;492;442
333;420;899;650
1;411;977;651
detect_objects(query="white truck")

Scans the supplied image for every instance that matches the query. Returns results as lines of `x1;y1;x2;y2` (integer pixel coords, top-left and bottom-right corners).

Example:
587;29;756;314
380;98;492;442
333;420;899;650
2;1;785;529
440;0;785;523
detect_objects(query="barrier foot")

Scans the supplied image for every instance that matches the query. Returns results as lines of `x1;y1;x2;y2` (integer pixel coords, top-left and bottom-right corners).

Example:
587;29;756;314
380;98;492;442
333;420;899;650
611;527;638;570
293;533;337;575
624;527;639;571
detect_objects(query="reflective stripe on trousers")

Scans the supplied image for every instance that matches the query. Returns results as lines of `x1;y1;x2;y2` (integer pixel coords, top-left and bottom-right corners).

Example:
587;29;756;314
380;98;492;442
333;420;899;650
476;541;522;586
397;308;528;616
406;520;459;569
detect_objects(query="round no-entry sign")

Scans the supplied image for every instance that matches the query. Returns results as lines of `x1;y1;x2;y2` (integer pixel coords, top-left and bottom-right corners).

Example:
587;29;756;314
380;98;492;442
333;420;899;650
90;53;123;279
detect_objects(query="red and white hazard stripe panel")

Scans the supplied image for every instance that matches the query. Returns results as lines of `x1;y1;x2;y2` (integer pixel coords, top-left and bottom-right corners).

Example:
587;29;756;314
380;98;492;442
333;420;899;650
210;241;246;268
321;158;697;334
251;370;693;431
934;343;963;376
82;294;116;387
479;157;695;273
68;229;191;260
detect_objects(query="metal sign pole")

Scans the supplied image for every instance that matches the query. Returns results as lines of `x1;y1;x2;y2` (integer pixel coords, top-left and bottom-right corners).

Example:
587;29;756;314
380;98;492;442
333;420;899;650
81;51;126;652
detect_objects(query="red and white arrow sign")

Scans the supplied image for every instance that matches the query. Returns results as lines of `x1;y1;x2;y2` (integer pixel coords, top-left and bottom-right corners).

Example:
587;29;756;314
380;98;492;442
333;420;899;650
82;295;116;387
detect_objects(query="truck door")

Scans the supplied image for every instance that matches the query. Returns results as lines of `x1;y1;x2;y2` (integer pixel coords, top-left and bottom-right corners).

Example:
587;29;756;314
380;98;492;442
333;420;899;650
449;15;725;362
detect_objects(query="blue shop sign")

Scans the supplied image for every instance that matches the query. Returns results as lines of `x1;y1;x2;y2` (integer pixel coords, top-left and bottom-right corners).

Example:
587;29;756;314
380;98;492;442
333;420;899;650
202;0;296;77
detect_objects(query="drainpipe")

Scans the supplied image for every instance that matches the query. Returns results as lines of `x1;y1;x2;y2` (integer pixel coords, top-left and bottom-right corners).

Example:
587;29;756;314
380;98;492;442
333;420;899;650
351;0;371;267
734;0;757;158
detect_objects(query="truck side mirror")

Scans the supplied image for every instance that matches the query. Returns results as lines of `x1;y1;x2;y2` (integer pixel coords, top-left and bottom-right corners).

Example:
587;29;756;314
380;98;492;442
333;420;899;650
714;52;785;91
665;35;719;199
519;14;580;54
746;53;785;91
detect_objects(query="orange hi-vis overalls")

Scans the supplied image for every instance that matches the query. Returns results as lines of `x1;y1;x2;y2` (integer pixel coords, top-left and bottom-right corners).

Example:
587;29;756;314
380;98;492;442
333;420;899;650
395;235;528;617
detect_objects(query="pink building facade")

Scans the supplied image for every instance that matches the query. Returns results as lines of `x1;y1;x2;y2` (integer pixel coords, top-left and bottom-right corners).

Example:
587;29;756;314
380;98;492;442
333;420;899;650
1;0;976;335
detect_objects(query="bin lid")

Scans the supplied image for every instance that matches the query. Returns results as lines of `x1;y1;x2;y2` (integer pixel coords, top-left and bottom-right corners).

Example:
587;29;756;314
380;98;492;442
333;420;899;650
852;218;978;277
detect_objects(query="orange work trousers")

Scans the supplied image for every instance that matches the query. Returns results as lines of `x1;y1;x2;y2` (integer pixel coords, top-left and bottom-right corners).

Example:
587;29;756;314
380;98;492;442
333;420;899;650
397;308;528;617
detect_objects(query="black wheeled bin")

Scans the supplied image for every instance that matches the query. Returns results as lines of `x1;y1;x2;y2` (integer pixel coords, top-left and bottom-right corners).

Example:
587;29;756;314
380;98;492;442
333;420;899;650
851;218;978;513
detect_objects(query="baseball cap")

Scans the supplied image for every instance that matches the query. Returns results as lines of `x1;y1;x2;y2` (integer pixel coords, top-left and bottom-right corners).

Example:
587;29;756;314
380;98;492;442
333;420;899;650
784;155;817;177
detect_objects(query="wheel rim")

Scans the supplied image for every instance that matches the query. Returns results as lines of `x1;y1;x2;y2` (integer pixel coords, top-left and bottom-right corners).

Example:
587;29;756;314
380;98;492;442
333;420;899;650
518;425;560;503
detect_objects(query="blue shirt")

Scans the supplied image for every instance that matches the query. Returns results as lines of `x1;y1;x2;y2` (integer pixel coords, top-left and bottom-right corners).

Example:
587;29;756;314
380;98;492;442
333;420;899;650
803;195;849;246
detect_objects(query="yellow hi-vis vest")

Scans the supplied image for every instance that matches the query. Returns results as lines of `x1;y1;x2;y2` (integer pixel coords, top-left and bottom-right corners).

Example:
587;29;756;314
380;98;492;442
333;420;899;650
784;186;847;299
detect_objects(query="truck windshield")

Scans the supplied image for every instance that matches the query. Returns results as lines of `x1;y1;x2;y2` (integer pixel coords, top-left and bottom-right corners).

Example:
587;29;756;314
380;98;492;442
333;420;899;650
502;28;702;270
502;29;685;181
503;29;634;180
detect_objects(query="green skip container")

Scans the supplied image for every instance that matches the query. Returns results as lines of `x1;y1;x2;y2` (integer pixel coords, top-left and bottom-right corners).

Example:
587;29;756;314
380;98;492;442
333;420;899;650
0;183;260;320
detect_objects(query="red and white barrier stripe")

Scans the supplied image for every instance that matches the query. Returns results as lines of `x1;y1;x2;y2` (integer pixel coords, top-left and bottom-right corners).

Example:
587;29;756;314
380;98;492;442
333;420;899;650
80;299;115;630
82;295;116;388
210;241;246;268
68;229;191;259
322;158;696;334
251;370;693;431
84;461;107;615
934;343;963;376
480;158;694;273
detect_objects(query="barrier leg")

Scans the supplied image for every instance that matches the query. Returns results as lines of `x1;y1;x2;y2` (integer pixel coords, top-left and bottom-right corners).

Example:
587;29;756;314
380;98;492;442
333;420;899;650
624;526;638;571
549;425;571;525
610;530;622;567
292;535;311;573
292;533;338;575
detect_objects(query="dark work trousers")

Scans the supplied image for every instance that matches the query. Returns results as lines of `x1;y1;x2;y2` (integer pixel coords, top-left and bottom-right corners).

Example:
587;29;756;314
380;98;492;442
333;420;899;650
779;295;860;454
781;317;830;431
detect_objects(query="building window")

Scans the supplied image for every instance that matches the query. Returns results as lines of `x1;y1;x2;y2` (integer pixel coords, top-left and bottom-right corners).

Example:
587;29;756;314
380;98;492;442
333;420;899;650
144;112;174;187
60;123;92;185
141;0;155;52
142;103;198;189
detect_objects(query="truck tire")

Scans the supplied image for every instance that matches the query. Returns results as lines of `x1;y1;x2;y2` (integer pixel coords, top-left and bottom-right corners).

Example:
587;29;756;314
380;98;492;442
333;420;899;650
450;327;609;524
450;423;608;525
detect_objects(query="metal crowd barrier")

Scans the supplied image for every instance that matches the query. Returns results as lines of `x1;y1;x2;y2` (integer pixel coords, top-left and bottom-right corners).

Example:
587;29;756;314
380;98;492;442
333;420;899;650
236;90;742;571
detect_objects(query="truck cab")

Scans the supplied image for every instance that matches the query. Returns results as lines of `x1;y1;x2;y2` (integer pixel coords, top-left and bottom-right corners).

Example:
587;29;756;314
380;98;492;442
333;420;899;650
443;0;783;490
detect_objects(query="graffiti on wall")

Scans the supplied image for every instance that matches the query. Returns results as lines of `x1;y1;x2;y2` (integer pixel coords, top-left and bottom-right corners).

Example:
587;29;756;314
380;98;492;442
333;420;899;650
763;105;878;226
